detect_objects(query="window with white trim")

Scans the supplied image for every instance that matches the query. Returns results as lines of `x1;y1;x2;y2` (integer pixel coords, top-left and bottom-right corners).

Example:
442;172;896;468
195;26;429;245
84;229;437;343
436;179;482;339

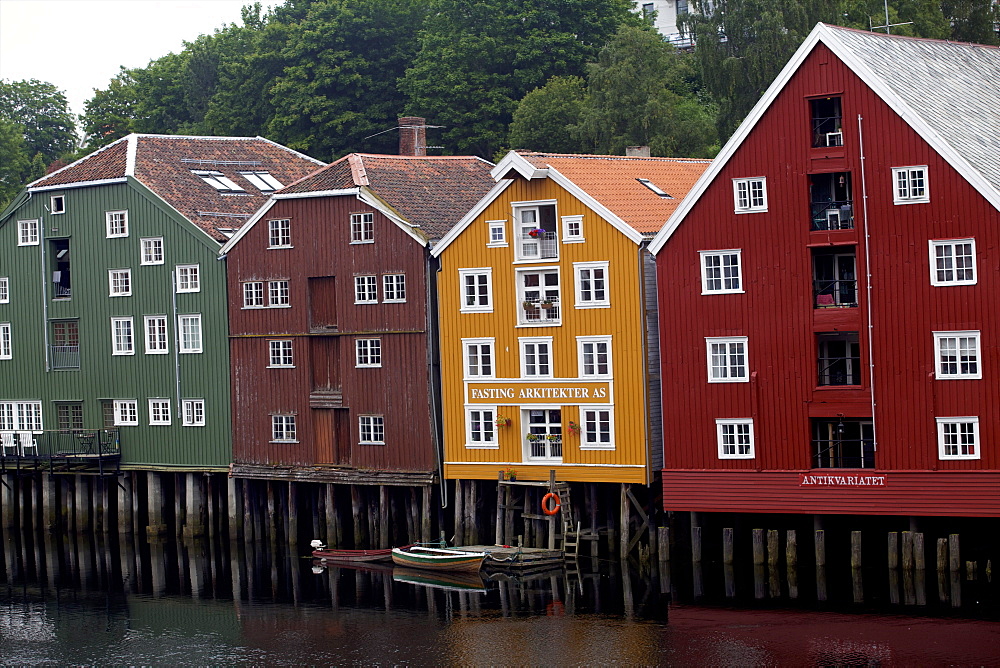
513;200;558;260
577;336;612;378
351;212;374;243
929;239;976;286
459;268;493;312
517;267;560;324
523;407;562;460
359;415;384;444
268;219;291;248
574;262;609;307
0;277;7;303
0;323;10;359
106;210;128;238
50;195;65;214
937;416;979;460
354;275;377;303
893;166;928;203
716;418;755;459
706;336;748;382
178;314;202;353
466;408;497;447
111;317;134;355
17;220;39;246
182;399;205;426
144;315;169;354
463;338;495;378
487;220;507;246
269;340;294;367
700;250;743;294
733;178;767;213
355;338;381;367
141;237;164;265
114;400;138;426
108;269;132;297
242;281;264;308
934;331;981;380
562;215;583;242
520;337;552;378
176;265;200;293
148;399;171;425
0;401;42;431
383;274;406;302
268;280;290;306
271;414;297;442
581;407;614;449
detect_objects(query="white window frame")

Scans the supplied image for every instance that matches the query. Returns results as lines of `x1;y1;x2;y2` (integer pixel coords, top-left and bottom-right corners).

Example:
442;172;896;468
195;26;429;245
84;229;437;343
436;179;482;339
110;317;135;356
517;266;561;325
562;215;584;243
700;249;744;294
50;195;65;214
580;406;615;450
178;314;203;354
0;401;43;431
522;406;562;461
268;280;290;307
706;336;748;383
271;414;298;442
732;178;767;213
520;337;553;379
577;336;612;378
176;265;200;293
936;416;979;460
359;415;385;444
928;239;976;286
354;275;378;304
465;407;498;448
17;220;39;246
893;166;929;204
242;281;264;308
350;212;374;244
487;220;507;247
268;339;294;368
574;261;609;308
268;218;292;248
933;331;981;380
716;418;755;459
0;277;7;303
513;200;558;261
141;237;164;265
0;322;10;359
108;269;132;297
144;315;169;355
106;210;129;238
459;268;493;313
113;400;138;426
148;399;171;426
182;399;205;427
382;274;406;303
355;338;382;368
463;338;495;379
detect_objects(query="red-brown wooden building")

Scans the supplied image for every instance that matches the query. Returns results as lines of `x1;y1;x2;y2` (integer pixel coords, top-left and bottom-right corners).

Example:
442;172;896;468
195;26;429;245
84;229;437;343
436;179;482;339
649;25;1000;517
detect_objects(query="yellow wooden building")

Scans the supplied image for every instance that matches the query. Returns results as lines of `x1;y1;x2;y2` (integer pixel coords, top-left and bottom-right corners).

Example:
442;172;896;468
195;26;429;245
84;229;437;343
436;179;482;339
433;151;709;484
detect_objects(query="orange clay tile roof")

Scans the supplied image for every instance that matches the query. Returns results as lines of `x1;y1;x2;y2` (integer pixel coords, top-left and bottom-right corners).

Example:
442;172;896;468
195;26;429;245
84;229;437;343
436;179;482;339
516;152;711;236
279;153;496;239
30;134;324;242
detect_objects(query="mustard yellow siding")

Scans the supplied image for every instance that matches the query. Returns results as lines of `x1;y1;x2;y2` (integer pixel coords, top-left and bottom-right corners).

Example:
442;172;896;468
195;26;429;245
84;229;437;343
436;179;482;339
438;176;652;483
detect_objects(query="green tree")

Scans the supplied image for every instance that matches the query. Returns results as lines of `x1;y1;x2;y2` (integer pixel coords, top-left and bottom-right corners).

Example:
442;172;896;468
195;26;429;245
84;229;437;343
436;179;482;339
0;116;28;209
508;76;587;153
80;71;138;151
838;0;949;37
0;79;77;165
942;0;1000;44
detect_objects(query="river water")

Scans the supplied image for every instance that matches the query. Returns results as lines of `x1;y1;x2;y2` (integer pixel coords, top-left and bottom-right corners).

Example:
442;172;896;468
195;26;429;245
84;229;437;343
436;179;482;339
1;529;998;666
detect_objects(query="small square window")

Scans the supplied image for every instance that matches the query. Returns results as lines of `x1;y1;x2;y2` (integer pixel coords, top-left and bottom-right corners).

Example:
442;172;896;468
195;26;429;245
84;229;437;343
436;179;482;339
466;408;497;448
175;265;200;293
0;277;8;303
148;399;171;425
893;166;929;204
242;281;264;308
359;415;385;444
936;417;979;460
562;215;584;242
141;238;164;265
271;414;297;442
268;219;291;248
383;274;406;302
269;339;294;367
268;280;290;306
18;220;39;246
487;220;507;246
106;210;129;238
700;250;743;294
109;269;132;297
581;407;614;449
182;399;205;426
50;195;65;214
460;268;493;313
464;338;495;379
355;338;381;367
933;331;981;380
732;178;767;213
354;275;378;303
716;418;755;459
113;400;138;426
178;314;202;353
578;337;612;378
929;239;976;286
520;338;552;378
574;262;609;308
706;336;748;382
351;213;374;243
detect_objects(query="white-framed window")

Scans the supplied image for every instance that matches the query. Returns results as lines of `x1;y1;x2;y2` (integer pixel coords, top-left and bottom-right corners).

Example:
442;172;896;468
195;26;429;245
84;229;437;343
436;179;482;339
0;401;42;431
111;317;134;355
144;315;169;354
268;280;290;306
513;200;558;261
148;399;171;425
459;268;493;312
466;407;497;448
929;239;976;286
0;277;7;303
141;237;164;265
581;407;614;449
577;336;612;378
706;336;748;382
463;338;495;379
359;415;385;444
269;339;294;367
933;331;981;380
108;269;132;297
562;215;584;242
383;274;406;302
106;210;128;238
178;314;202;353
523;407;562;460
574;262;609;308
936;416;979;460
351;212;374;243
113;400;138;426
733;178;767;213
242;281;264;308
517;267;560;324
17;220;39;246
0;322;10;359
50;195;65;214
893;166;928;204
176;265;200;293
182;399;205;427
487;220;507;246
271;414;297;442
716;418;755;459
700;250;743;294
520;337;553;378
354;275;378;303
355;338;382;367
268;219;291;248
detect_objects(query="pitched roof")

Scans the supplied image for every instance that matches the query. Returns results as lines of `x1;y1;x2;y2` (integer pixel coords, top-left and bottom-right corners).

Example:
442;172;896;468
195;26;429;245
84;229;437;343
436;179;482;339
278;153;496;240
29;134;325;242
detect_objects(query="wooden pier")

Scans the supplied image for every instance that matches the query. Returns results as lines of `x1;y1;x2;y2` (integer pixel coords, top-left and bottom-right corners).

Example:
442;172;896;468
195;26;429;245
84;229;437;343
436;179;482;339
456;544;565;572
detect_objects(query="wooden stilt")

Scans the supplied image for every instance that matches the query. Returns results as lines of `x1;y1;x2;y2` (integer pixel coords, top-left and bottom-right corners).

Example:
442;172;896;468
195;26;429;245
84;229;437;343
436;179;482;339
548;471;557;551
786;530;797;568
618;483;628;559
902;531;914;570
814;529;825;567
723;527;734;565
767;529;779;567
850;531;862;569
658;527;670;562
286;482;297;547
949;534;960;573
351;485;364;547
379;485;389;549
453;480;464;545
503;485;514;546
495;472;504;546
466;480;478;545
266;482;277;547
888;531;899;569
914;533;925;570
752;529;765;565
936;537;948;572
421;485;432;544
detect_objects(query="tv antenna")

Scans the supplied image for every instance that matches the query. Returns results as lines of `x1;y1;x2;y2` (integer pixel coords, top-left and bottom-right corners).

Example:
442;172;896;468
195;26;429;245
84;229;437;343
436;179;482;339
870;0;912;34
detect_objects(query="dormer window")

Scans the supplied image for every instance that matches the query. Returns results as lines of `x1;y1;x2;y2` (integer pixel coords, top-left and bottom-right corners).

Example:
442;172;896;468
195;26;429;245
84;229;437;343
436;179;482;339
239;171;284;192
192;170;245;194
810;97;843;147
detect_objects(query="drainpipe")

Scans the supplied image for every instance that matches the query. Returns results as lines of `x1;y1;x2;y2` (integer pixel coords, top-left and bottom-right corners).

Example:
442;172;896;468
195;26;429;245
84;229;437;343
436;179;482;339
857;113;878;453
427;248;447;508
172;270;182;411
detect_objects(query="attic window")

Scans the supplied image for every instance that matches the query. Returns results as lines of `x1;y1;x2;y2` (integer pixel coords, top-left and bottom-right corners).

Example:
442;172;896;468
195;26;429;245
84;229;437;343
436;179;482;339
239;171;284;192
637;178;673;198
192;170;245;194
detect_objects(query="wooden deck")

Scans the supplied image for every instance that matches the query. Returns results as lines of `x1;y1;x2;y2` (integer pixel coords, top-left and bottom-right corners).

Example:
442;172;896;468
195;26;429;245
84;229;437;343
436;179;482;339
456;544;565;572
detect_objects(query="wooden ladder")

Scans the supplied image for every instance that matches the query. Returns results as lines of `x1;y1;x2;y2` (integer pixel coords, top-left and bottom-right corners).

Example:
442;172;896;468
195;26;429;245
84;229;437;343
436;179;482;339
555;482;580;561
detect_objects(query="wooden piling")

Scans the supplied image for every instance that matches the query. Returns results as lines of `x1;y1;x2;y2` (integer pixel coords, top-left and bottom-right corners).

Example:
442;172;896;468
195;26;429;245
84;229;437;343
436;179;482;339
618;483;628;559
850;531;862;569
379;485;389;549
325;484;341;548
936;537;948;572
691;526;702;564
888;531;898;569
814;529;825;567
421;485;432;544
495;472;504;546
452;480;463;544
914;533;925;570
767;529;779;567
723;527;734;565
786;530;797;568
503;485;515;546
351;485;364;547
466;480;478;545
752;529;765;565
658;526;670;562
949;534;960;573
902;531;914;570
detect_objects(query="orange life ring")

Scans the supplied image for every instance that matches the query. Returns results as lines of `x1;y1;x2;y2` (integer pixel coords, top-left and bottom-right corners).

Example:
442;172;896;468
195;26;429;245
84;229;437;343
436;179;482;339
541;492;561;515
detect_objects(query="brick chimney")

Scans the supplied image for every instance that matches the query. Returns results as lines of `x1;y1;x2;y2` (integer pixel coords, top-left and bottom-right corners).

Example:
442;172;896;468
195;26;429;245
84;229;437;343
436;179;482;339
398;117;427;156
626;146;651;157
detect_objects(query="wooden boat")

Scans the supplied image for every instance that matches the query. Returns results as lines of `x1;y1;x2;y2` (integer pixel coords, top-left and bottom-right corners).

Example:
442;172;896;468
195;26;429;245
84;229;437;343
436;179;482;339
311;546;395;563
390;545;486;572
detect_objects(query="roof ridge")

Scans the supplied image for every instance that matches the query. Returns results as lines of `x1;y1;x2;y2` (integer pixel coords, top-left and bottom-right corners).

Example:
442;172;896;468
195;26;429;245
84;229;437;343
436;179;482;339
821;22;1000;50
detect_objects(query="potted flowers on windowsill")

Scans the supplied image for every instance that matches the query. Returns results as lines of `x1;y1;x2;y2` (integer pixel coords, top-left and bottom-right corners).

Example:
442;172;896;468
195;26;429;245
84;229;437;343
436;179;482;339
526;433;540;442
527;227;545;238
522;300;538;310
540;299;554;310
495;416;511;428
568;421;581;436
545;434;560;442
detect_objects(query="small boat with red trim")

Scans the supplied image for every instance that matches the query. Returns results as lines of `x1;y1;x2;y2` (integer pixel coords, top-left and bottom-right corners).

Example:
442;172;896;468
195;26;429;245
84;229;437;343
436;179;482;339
390;545;486;572
310;539;405;563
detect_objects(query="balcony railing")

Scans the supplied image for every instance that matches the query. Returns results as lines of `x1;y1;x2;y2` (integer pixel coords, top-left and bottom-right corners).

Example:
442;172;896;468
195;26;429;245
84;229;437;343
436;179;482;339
519;231;558;260
810;201;854;230
527;435;562;458
813;279;857;308
812;437;874;469
51;345;80;369
520;299;560;324
0;428;121;458
817;356;860;386
52;284;71;299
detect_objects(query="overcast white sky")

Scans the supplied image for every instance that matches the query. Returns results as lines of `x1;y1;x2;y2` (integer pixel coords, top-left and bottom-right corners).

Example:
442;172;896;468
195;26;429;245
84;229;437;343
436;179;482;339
0;0;282;118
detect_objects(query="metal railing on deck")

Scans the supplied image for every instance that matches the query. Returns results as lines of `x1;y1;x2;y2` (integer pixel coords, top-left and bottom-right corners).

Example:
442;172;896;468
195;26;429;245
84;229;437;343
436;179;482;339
812;437;874;469
50;345;80;369
0;428;121;458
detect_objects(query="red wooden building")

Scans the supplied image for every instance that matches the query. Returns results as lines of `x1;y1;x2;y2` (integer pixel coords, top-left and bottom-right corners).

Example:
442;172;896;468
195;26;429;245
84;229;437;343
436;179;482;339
649;25;1000;517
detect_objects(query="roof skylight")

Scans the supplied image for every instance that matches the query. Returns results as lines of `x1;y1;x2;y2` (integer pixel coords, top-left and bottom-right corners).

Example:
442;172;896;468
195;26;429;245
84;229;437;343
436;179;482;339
239;171;284;192
637;178;673;198
192;170;245;193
